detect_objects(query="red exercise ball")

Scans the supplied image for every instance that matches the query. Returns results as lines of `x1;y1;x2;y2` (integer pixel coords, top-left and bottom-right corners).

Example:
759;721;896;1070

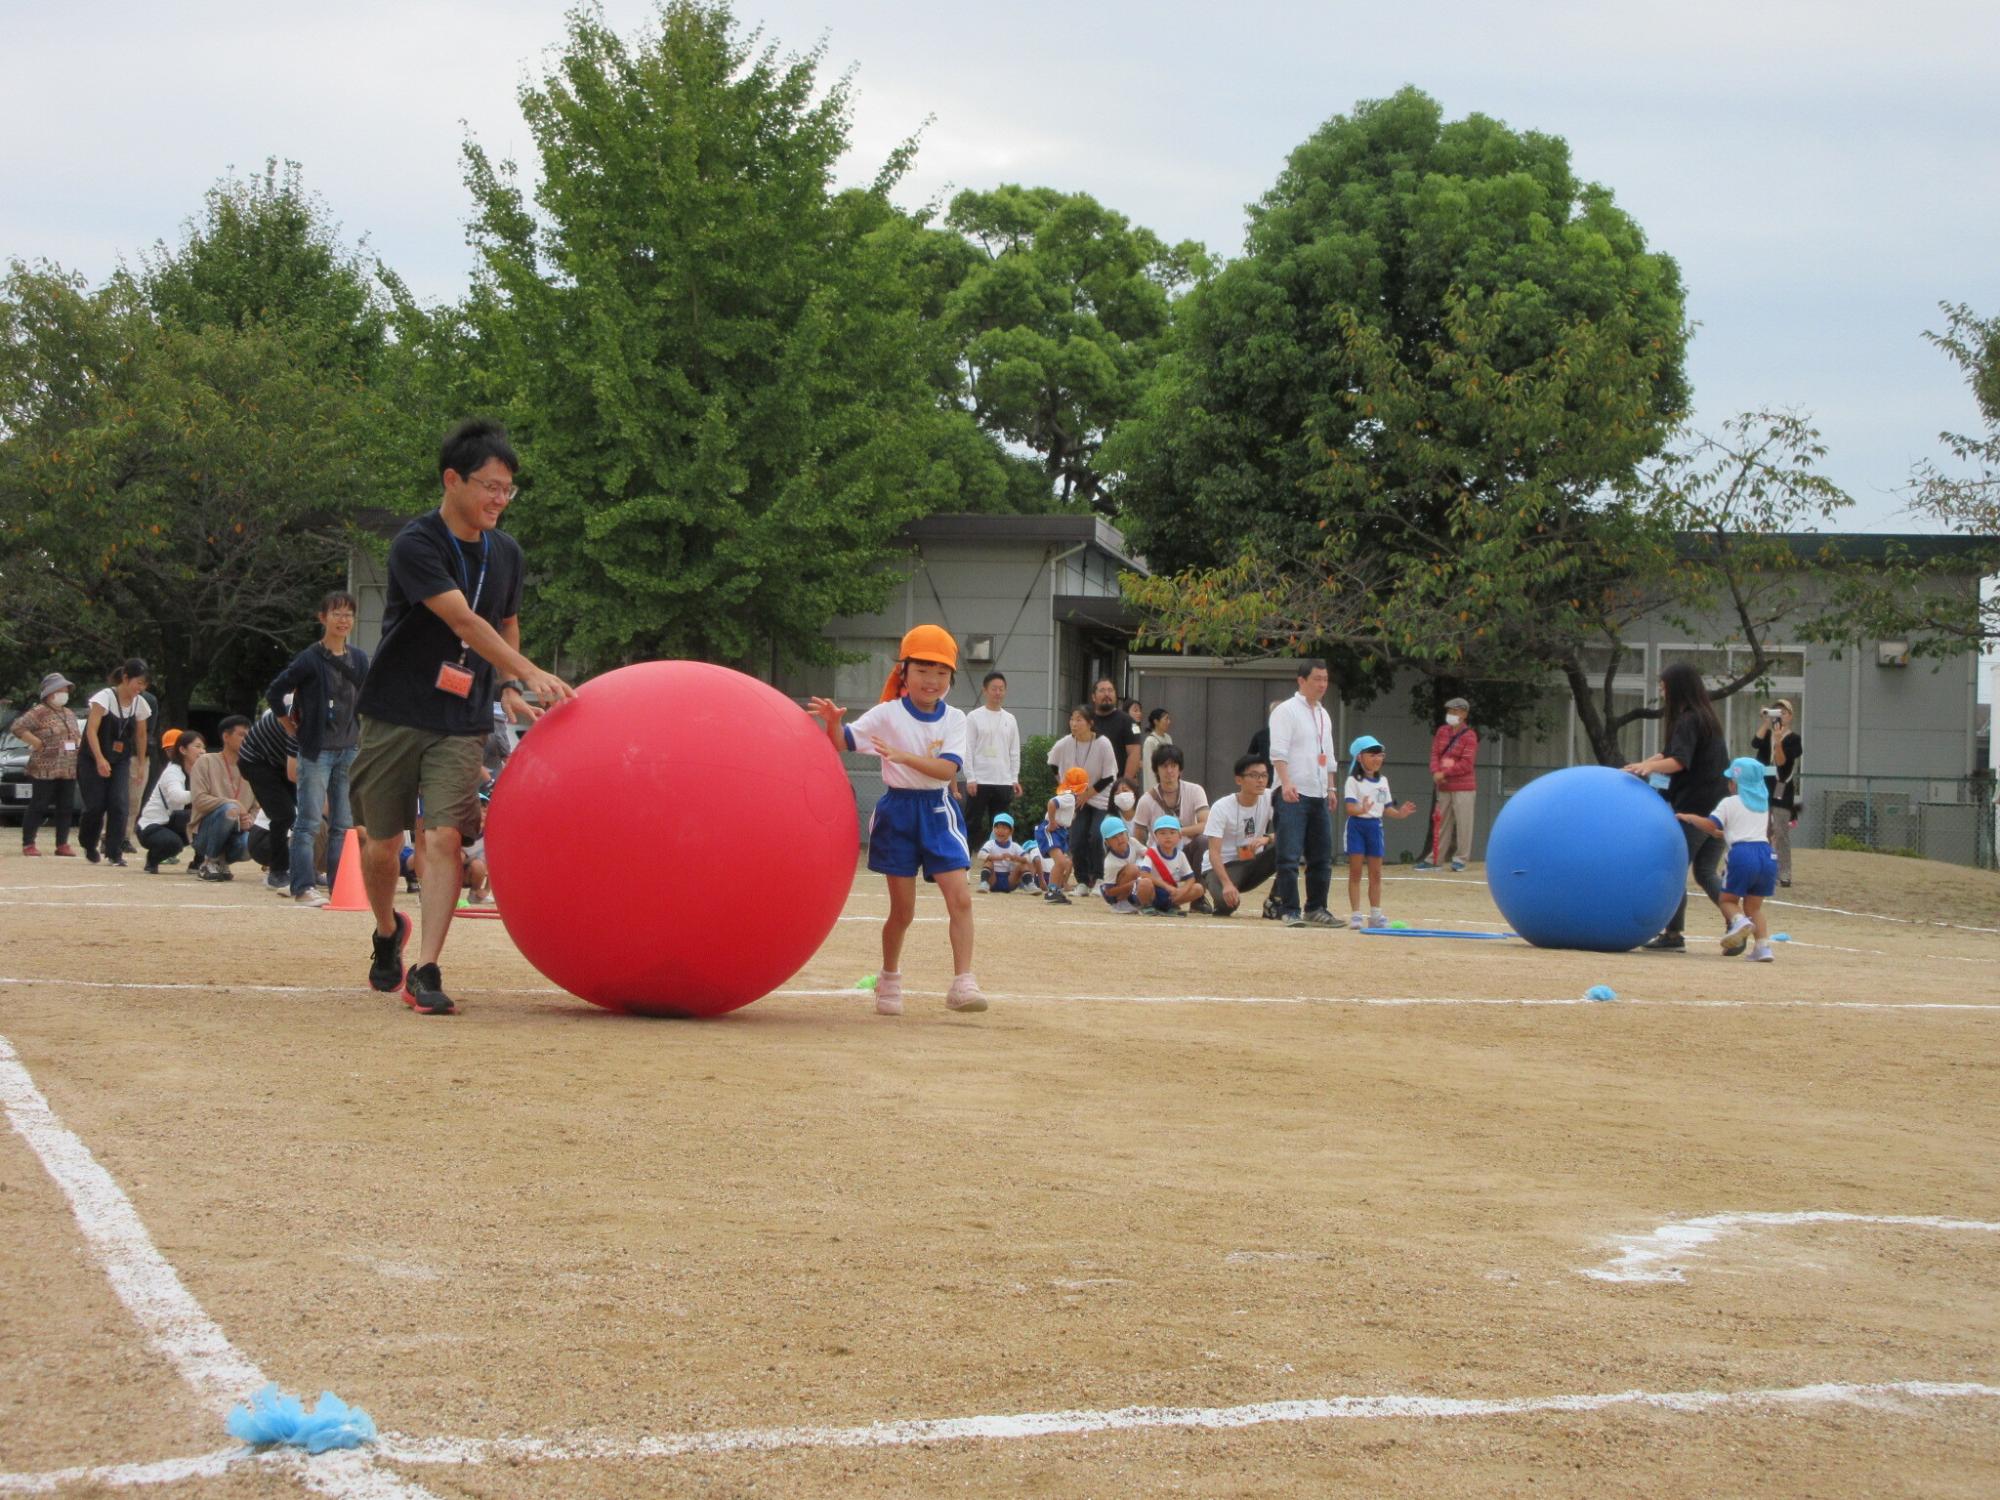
484;661;857;1016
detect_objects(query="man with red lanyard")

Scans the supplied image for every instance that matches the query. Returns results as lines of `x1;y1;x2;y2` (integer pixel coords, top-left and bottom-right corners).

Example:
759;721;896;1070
1268;658;1338;927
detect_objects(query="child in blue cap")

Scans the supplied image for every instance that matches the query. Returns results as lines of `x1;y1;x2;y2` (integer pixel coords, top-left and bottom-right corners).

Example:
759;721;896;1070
1677;756;1779;960
1134;814;1205;914
1342;736;1417;928
976;812;1034;893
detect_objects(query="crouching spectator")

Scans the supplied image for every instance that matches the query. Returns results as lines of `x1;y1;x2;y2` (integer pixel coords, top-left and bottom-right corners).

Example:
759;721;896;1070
976;813;1035;893
1135;816;1204;915
236;704;299;895
1201;754;1278;917
188;716;260;881
1132;745;1210;885
1098;816;1143;913
137;730;203;873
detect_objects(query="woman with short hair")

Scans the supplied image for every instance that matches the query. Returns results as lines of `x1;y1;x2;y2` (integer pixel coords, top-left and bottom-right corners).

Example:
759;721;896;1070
78;658;151;866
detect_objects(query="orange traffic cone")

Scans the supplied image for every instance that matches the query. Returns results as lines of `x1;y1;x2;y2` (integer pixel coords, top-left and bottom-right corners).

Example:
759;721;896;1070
325;829;370;912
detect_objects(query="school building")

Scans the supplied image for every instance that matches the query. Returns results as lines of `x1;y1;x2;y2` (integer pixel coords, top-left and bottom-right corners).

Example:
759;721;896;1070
797;519;1993;868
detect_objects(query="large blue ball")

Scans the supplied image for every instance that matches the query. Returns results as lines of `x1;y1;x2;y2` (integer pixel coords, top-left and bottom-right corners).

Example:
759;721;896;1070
1485;766;1686;952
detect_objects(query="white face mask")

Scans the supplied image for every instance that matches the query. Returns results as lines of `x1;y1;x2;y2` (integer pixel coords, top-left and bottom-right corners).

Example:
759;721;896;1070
1114;790;1136;813
50;692;70;708
1445;714;1463;727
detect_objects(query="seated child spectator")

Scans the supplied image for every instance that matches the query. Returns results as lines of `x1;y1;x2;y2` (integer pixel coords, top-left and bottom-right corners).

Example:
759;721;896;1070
1135;815;1203;915
1201;754;1278;917
1032;805;1072;904
1677;756;1779;962
977;813;1035;893
1097;816;1144;913
1342;736;1417;929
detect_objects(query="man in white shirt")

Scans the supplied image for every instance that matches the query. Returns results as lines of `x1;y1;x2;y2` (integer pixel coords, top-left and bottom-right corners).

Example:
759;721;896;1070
963;670;1022;855
1201;754;1278;916
1268;658;1338;927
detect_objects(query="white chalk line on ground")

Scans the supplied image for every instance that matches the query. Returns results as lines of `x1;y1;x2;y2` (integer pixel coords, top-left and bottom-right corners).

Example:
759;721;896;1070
3;975;1997;1014
1579;1211;2000;1284
0;1033;443;1500
0;1380;1994;1492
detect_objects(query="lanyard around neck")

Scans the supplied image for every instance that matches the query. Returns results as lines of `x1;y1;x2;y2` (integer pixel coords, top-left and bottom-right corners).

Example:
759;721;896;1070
443;522;491;615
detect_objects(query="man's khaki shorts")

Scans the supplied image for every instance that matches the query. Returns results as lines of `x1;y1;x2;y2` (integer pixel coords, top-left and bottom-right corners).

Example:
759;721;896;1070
349;717;484;841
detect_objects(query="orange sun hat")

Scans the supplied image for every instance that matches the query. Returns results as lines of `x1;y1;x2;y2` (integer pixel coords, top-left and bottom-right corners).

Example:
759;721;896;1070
879;625;960;702
1057;766;1090;797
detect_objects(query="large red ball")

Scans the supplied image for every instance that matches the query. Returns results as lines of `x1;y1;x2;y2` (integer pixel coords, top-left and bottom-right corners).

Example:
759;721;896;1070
485;661;856;1016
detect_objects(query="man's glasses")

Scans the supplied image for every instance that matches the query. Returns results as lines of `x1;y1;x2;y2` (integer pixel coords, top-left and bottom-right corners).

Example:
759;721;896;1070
468;476;518;501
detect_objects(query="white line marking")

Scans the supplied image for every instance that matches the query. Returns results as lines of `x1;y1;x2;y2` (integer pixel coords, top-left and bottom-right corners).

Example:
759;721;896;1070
3;976;1997;1014
0;1033;441;1500
2;1380;1993;1491
0;900;245;911
1580;1211;2000;1283
1762;898;2000;936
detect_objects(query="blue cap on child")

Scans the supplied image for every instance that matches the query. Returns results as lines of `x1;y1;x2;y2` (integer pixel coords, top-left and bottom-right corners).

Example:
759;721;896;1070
1727;755;1775;813
1349;735;1384;758
1152;815;1182;832
993;812;1013;826
1100;817;1128;839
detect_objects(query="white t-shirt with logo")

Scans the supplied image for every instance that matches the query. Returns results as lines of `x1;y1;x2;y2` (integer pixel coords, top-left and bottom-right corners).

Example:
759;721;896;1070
978;835;1031;874
1342;772;1394;820
1706;795;1771;846
844;697;967;791
1203;789;1274;864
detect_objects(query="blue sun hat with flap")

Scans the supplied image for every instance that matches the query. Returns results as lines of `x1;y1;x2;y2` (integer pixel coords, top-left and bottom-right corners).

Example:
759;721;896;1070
1727;755;1775;814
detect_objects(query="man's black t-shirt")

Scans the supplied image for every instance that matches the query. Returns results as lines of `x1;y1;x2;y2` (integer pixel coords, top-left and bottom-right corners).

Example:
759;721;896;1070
356;511;524;736
1092;708;1140;778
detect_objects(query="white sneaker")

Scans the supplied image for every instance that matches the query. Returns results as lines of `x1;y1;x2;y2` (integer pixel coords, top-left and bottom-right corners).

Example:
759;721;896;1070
945;974;988;1013
1113;899;1140;914
1720;916;1754;956
874;971;904;1016
1347;912;1367;930
294;888;329;908
1750;943;1776;962
1367;912;1390;930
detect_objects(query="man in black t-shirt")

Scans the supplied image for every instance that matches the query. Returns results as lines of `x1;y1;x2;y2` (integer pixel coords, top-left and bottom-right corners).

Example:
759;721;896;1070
1089;677;1142;784
1752;698;1802;887
349;419;575;1016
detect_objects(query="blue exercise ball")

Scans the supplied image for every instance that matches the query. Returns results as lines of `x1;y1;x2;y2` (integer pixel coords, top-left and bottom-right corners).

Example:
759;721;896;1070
1486;766;1686;952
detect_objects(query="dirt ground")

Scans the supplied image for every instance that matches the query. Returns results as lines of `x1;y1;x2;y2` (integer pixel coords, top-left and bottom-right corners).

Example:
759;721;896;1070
1;844;1996;1497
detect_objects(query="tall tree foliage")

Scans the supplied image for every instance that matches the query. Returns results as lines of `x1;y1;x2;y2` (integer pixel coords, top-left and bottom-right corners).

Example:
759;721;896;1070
944;185;1206;514
1;166;395;718
1110;87;1711;743
0;269;372;722
463;2;1006;673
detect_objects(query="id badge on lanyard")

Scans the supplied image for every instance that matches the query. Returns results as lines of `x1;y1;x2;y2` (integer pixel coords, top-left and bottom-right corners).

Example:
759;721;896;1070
436;528;491;700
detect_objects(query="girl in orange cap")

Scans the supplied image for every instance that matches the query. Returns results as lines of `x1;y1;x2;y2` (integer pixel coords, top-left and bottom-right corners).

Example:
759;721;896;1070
810;626;986;1017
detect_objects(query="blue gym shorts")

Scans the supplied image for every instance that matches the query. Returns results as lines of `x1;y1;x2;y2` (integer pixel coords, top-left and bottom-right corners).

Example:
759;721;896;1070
1039;826;1070;857
1344;816;1386;859
989;871;1017;892
868;787;971;881
1723;841;1778;898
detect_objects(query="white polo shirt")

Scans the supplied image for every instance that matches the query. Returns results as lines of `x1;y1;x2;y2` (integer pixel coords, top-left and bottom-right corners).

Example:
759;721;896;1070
1268;692;1336;799
964;705;1021;785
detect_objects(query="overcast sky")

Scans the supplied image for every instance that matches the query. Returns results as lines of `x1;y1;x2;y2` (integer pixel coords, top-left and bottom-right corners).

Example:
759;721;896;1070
5;0;1997;534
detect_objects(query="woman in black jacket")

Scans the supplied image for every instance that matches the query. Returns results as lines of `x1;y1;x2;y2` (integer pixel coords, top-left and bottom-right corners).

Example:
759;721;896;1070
1623;663;1730;951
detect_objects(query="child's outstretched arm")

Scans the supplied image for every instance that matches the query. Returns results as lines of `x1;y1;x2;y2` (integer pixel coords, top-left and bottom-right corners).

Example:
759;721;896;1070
1674;811;1723;832
807;697;847;754
1385;800;1419;820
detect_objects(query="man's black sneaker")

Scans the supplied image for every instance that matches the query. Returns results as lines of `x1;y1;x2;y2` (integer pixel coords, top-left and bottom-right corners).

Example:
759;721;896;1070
83;848;100;864
402;962;457;1016
368;912;412;993
1642;931;1686;951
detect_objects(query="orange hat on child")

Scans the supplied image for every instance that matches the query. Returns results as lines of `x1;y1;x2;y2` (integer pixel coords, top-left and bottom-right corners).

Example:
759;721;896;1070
1057;766;1090;796
879;625;960;702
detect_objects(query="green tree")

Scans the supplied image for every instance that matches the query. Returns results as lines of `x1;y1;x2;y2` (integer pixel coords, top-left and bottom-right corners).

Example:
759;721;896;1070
463;2;1008;674
944;185;1207;514
0;267;374;723
1108;86;1694;738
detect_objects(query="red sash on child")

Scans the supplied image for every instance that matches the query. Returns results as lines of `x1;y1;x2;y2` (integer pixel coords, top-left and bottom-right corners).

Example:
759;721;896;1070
1144;847;1180;887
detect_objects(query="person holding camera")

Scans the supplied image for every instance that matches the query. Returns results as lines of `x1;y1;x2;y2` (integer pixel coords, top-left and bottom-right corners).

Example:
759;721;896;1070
1752;699;1801;888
